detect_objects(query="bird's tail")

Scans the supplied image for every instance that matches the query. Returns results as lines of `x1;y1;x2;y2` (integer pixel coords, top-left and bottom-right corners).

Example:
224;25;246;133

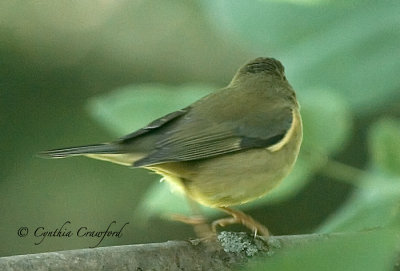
39;143;121;159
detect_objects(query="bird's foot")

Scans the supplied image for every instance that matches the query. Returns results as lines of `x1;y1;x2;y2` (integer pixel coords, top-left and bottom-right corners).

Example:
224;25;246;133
212;207;270;237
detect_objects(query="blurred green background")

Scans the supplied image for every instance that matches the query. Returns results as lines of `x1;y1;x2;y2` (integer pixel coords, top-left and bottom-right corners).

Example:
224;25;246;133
1;0;400;269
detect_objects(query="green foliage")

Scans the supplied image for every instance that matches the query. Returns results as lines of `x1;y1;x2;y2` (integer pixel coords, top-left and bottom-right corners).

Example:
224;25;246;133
319;119;400;232
87;84;214;136
245;230;399;271
318;172;400;232
300;88;351;155
201;0;400;112
369;119;400;177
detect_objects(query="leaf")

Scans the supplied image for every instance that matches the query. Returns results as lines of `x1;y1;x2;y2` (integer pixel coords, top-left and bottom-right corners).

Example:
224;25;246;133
259;0;332;4
368;119;400;177
201;0;400;113
318;173;400;233
318;118;400;233
245;229;399;271
87;84;213;136
300;88;351;155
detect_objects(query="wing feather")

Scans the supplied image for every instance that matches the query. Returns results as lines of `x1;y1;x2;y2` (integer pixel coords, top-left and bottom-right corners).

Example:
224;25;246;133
133;106;293;167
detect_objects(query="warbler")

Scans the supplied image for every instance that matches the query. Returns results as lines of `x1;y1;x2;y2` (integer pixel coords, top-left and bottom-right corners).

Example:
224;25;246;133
41;57;303;236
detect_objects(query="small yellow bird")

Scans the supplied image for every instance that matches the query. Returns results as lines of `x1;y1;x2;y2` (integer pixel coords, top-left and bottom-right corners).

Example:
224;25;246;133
41;57;302;236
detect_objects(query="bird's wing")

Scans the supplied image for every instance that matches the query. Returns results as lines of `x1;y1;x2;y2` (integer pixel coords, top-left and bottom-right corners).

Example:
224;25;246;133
133;105;293;167
119;108;189;141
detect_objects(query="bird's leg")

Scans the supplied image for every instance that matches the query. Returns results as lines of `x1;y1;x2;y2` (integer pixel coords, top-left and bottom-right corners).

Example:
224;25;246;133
170;214;216;240
169;195;214;238
212;207;270;237
170;213;207;225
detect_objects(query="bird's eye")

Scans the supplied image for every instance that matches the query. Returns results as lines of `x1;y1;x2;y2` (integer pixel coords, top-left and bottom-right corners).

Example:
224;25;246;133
283;76;287;81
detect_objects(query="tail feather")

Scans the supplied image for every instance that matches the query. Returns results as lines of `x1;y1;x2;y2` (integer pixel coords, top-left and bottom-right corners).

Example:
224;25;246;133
39;143;121;158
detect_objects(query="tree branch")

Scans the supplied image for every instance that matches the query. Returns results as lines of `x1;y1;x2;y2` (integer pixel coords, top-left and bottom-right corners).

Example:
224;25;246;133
0;232;397;270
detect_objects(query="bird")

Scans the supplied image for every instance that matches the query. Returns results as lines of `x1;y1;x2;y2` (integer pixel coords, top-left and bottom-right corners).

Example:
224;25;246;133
41;57;303;237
